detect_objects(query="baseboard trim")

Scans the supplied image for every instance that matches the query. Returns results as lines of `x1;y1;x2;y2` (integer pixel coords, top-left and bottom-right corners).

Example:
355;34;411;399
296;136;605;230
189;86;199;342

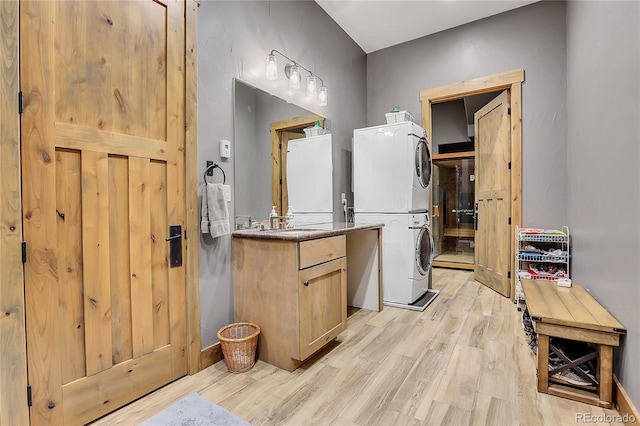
614;375;639;425
199;343;223;370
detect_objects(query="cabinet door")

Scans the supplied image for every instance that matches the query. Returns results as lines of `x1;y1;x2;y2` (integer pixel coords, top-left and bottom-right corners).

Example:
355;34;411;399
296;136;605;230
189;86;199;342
298;258;347;361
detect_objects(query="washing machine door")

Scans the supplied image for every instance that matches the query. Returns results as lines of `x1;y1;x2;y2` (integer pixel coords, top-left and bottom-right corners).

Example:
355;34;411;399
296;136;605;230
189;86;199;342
415;137;431;189
415;225;434;275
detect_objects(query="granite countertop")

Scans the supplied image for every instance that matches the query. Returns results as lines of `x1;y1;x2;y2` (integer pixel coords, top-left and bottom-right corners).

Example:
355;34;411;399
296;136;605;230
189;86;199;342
231;222;383;241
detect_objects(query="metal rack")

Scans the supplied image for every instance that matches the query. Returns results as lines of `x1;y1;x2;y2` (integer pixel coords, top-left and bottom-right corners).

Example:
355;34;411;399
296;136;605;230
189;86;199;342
515;225;570;307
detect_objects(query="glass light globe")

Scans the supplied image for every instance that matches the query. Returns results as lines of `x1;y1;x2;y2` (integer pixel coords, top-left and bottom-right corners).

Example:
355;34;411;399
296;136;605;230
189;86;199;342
266;54;277;80
318;85;328;106
307;75;317;97
289;65;300;89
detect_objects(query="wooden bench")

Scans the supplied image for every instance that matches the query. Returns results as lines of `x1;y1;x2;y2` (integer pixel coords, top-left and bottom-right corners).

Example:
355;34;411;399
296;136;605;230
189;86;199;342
521;279;626;408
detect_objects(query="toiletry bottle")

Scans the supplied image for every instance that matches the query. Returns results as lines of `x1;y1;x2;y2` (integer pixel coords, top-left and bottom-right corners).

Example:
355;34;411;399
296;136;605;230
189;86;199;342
286;207;294;228
270;205;277;229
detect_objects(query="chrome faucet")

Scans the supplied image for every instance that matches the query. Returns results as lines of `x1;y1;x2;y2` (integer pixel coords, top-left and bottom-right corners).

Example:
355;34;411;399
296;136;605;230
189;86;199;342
270;215;288;229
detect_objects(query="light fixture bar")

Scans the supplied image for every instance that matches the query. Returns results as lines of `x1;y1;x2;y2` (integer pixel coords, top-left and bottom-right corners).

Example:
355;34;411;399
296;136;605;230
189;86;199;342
267;49;327;105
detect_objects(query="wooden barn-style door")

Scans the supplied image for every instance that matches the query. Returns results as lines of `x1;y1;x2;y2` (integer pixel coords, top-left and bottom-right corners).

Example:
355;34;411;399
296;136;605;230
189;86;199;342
20;1;188;424
474;90;512;297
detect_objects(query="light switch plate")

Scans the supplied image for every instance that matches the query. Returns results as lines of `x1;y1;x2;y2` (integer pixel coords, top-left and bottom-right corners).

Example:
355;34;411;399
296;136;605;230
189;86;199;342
220;139;231;158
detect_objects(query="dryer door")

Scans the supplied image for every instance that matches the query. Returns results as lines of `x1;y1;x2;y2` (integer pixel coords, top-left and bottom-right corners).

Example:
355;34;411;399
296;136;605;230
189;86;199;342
415;226;434;275
415;137;431;189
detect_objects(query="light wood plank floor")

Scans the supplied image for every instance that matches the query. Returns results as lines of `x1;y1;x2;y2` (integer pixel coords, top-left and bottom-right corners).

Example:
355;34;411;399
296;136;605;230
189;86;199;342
95;269;623;425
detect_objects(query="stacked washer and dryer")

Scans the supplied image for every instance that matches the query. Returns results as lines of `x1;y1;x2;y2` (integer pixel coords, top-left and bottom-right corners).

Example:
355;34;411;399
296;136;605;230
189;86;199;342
353;121;439;311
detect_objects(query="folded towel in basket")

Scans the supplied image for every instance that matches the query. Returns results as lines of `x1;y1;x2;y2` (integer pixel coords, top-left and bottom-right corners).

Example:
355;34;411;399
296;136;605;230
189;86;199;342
201;182;230;238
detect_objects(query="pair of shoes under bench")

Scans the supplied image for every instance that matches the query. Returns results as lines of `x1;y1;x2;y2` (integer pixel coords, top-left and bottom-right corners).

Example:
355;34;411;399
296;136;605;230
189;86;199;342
551;369;593;386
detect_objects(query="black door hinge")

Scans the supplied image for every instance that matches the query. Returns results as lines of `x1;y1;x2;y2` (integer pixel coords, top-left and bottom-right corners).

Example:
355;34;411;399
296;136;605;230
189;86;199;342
507;107;511;115
279;178;282;184
22;242;27;263
184;230;187;240
508;161;511;170
279;142;282;149
508;217;511;225
27;385;33;407
18;91;24;114
508;271;511;279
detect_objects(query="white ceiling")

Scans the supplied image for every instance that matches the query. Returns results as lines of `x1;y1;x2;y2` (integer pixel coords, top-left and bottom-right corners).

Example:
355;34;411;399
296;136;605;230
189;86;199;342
315;0;539;53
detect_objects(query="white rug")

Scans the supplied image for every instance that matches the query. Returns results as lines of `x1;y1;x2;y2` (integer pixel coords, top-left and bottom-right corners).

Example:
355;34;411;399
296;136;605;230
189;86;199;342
138;393;250;426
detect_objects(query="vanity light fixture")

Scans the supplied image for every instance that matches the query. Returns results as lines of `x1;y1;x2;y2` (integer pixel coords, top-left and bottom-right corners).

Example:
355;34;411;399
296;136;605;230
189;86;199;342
266;49;327;106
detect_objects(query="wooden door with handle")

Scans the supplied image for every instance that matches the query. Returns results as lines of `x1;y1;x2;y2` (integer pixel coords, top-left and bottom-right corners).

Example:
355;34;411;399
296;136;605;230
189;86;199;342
474;90;511;297
21;1;187;424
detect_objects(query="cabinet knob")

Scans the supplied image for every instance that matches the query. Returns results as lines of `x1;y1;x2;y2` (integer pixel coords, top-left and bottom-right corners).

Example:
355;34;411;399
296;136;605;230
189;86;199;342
303;281;309;287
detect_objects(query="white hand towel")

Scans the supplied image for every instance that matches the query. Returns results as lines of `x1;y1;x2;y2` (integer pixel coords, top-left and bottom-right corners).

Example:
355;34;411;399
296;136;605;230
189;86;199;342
201;182;230;238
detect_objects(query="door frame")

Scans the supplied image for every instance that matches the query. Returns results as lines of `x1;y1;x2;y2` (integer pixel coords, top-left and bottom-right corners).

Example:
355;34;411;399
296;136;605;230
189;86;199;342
0;0;29;424
0;2;200;423
270;114;324;215
420;69;524;300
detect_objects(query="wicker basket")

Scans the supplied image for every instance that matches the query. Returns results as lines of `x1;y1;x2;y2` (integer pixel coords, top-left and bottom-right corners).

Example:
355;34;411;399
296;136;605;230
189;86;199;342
217;322;260;373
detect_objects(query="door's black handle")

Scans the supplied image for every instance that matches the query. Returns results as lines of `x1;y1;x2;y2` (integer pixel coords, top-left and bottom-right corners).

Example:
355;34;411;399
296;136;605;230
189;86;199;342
167;225;182;267
303;281;309;287
474;203;478;231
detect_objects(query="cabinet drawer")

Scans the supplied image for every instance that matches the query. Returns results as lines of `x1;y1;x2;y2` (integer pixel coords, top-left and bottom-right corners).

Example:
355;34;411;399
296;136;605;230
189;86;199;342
298;235;346;269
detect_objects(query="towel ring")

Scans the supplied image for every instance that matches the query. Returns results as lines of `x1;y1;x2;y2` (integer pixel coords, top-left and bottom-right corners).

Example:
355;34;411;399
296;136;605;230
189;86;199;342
203;163;226;184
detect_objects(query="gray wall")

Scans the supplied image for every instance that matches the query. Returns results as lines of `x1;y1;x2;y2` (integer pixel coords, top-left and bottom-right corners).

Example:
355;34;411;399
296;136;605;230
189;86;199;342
198;1;366;347
367;1;568;226
566;0;640;408
432;99;470;153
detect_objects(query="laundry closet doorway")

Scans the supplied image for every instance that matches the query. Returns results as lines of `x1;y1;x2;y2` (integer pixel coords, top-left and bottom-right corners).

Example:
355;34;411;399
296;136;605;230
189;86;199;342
420;70;524;299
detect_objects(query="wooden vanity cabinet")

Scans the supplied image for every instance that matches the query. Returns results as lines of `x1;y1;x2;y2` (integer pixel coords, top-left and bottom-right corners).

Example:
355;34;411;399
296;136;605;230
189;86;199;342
233;235;347;371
